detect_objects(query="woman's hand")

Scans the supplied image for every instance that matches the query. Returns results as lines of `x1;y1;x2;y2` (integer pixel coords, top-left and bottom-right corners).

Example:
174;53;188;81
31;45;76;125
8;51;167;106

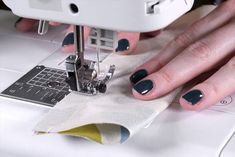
15;18;161;54
15;18;38;32
14;19;143;54
129;0;235;111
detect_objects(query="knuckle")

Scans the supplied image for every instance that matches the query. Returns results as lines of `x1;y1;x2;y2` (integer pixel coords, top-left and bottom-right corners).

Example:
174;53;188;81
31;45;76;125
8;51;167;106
203;82;219;97
158;69;174;85
187;41;212;61
190;22;202;34
172;33;192;48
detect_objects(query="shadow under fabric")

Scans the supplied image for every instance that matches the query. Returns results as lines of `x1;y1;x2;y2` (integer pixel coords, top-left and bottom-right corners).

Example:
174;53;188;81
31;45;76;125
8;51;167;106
34;5;217;145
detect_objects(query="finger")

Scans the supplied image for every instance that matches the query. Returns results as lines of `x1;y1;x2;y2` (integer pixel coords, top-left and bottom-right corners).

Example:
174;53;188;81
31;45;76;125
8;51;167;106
15;18;38;32
62;25;90;53
132;21;235;100
140;30;162;40
115;32;140;55
130;1;235;84
180;55;235;111
49;22;61;26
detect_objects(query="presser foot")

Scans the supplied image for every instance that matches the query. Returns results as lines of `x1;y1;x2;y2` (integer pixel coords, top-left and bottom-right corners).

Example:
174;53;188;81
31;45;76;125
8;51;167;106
65;55;115;95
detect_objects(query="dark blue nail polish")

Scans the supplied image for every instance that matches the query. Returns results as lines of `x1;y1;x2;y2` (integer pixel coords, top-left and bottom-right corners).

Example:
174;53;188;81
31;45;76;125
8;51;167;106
62;33;74;46
182;90;204;105
115;39;130;52
133;80;154;95
130;69;148;84
15;18;23;27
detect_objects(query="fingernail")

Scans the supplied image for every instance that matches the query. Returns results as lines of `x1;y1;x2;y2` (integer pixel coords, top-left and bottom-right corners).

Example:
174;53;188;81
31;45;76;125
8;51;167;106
130;69;148;84
182;90;204;105
115;39;130;52
62;33;74;46
15;18;23;27
133;80;154;95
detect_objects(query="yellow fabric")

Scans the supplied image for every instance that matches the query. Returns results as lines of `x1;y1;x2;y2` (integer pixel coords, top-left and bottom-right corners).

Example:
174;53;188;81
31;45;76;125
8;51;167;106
59;125;102;144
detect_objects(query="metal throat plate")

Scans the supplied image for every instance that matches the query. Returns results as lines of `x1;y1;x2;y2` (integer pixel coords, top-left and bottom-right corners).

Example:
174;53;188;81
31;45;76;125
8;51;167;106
0;65;70;107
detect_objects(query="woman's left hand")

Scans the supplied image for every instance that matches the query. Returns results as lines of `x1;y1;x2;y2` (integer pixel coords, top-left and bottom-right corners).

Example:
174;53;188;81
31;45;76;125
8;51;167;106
15;18;161;54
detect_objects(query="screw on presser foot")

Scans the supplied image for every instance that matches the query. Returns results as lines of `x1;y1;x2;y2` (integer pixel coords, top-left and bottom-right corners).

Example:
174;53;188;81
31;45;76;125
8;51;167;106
65;25;115;95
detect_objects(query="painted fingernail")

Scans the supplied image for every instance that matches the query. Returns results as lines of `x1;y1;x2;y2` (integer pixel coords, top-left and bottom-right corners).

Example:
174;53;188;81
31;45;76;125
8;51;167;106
62;33;74;46
133;80;154;95
15;18;23;27
130;69;148;84
182;90;204;105
115;39;130;52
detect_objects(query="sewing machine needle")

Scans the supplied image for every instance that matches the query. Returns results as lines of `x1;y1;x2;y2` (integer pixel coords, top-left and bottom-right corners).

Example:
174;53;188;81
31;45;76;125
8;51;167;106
96;29;101;75
73;25;85;64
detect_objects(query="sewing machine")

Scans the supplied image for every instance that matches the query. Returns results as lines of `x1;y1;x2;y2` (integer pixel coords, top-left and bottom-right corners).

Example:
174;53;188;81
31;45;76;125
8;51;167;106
1;3;235;157
3;0;194;96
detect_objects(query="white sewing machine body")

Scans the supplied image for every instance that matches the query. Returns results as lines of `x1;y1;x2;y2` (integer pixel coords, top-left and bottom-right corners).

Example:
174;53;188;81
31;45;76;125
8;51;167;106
3;0;194;32
3;0;194;95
